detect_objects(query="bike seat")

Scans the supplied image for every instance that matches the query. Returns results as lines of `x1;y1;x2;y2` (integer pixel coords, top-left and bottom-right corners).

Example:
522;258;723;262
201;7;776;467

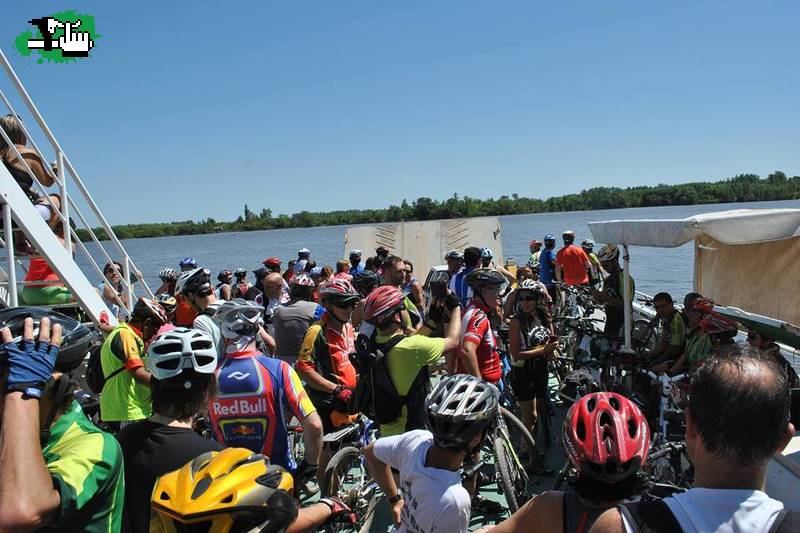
322;422;361;444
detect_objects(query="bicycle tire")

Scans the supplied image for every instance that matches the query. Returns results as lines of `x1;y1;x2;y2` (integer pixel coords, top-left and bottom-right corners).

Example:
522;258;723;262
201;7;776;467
631;319;657;356
322;446;378;532
499;406;537;466
492;433;526;513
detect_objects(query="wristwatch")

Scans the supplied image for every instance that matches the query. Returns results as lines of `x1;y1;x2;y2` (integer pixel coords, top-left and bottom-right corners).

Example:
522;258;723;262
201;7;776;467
387;493;403;504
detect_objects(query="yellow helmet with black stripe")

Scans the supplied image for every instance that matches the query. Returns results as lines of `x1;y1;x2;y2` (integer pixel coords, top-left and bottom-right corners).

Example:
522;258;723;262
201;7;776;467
150;447;297;533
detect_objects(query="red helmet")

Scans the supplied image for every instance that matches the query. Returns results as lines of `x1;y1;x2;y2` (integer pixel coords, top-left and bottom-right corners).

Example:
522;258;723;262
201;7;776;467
563;392;649;483
262;257;281;268
363;285;405;324
691;297;715;314
318;278;359;304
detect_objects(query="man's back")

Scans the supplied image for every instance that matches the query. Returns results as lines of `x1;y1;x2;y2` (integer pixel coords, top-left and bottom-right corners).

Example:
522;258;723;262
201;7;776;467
273;299;319;364
556;245;590;285
539;248;557;286
42;400;124;533
99;322;150;422
372;430;471;532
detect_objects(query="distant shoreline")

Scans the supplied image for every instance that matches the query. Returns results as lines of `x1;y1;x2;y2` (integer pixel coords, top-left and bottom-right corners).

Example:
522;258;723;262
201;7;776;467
78;171;798;242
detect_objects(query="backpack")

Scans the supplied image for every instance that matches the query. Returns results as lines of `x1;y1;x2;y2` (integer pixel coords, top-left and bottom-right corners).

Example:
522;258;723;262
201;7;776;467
85;341;124;394
354;332;430;430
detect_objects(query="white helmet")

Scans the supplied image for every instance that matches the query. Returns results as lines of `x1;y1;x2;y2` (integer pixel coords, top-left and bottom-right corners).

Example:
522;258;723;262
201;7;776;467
596;244;620;262
214;298;264;339
481;247;493;259
146;328;217;381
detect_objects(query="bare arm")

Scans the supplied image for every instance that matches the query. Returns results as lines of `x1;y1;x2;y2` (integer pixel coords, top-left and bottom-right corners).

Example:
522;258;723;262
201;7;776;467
363;443;403;526
220;285;231;300
475;491;563;533
509;319;556;361
459;342;482;378
258;326;276;354
588;508;625;533
411;281;425;311
287;503;332;533
130;365;151;385
300;412;323;468
495;264;515;284
297;367;338;394
442;306;462;353
503;290;517;318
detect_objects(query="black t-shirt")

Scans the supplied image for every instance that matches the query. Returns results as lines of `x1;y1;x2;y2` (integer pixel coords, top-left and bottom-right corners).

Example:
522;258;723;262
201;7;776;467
116;420;224;533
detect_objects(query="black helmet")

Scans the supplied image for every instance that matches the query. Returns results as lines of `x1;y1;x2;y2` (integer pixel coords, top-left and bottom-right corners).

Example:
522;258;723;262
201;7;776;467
252;267;270;280
352;270;381;296
465;268;506;290
175;268;212;296
424;375;498;449
233;268;247;277
217;270;232;283
0;307;101;373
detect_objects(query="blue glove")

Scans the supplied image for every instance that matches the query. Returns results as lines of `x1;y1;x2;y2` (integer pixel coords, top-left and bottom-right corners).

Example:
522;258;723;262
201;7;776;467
4;338;59;394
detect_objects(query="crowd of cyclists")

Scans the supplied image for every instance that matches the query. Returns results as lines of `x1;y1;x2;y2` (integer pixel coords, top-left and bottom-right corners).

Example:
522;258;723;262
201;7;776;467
0;232;798;532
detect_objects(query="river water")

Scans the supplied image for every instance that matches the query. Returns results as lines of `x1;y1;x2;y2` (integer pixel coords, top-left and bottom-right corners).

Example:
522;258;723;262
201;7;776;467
77;199;800;302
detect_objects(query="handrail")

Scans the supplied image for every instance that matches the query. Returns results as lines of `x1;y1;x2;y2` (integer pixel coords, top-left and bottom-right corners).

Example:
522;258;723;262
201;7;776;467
0;46;153;315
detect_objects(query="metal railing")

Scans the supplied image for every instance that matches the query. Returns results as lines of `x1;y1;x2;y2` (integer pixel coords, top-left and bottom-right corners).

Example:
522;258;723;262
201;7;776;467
0;47;152;317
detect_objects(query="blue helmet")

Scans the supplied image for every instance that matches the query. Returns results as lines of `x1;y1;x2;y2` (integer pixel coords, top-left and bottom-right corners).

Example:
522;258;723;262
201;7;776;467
543;234;555;243
179;257;197;270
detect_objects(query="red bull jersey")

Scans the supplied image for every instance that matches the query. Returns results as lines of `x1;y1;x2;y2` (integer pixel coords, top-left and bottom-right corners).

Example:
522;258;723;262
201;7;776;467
210;351;315;470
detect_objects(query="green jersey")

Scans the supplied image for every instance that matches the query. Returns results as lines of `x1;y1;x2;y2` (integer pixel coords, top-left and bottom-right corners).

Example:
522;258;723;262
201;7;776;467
99;322;151;422
43;400;125;533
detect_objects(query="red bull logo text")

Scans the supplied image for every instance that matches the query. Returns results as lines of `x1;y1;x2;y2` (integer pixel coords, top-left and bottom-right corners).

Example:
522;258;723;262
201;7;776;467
212;397;267;416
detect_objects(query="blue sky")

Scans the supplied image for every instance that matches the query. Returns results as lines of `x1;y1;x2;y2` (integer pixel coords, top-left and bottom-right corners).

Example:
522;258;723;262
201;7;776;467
1;1;797;225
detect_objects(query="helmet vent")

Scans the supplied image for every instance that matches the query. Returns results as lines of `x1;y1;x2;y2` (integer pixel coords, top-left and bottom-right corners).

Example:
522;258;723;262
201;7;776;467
627;419;637;438
576;420;586;441
220;494;234;503
158;490;170;501
191;475;213;500
586;397;596;412
608;396;620;410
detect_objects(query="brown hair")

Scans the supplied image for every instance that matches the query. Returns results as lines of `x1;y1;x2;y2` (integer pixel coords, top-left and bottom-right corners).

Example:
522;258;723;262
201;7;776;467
0;114;26;154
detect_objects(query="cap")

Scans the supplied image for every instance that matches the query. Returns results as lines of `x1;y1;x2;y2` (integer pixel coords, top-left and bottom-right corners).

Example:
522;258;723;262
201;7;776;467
262;257;281;268
529;239;541;246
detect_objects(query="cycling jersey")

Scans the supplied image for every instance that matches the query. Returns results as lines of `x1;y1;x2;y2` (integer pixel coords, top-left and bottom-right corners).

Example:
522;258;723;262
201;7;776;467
349;264;365;276
99;322;151;422
556;245;590;286
660;311;687;349
458;299;502;383
210;351;315;470
685;331;713;373
449;266;476;309
43;400;124;533
539;248;557;287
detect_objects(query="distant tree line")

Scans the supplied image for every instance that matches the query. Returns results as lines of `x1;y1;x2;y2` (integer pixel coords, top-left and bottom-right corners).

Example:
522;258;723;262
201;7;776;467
77;171;799;241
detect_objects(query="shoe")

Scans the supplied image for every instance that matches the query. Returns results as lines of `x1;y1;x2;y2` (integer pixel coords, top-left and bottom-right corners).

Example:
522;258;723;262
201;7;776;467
471;495;503;515
476;470;493;488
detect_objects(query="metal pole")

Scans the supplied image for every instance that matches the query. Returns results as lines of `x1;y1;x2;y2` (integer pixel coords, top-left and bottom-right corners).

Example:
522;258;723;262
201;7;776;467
57;151;69;250
123;258;133;315
3;203;18;307
623;244;632;350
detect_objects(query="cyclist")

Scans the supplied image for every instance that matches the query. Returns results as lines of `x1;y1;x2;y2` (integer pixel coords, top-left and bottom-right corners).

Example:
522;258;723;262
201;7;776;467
589;245;634;338
529;239;542;265
117;327;222;533
382;255;422;332
445;249;464;280
151;448;356;533
402;259;426;313
296;279;360;435
364;375;499;532
594;354;796;533
539;234;558;302
349;249;365;275
0;311;124;532
231;267;251;299
450;246;482;309
155;267;178;296
480;247;515;284
98;261;129;320
216;269;233;300
272;274;322;367
361;285;462;436
647;292;686;370
178;257;197;272
294;248;311;274
581;239;602;287
556;230;591;286
176;267;236;358
258;272;290;338
210;299;323;479
477;392;650;533
334;259;353;281
662;298;737;376
245;267;269;301
508;279;558;473
351;269;382;334
99;297;168;428
456;268;504;384
262;256;283;273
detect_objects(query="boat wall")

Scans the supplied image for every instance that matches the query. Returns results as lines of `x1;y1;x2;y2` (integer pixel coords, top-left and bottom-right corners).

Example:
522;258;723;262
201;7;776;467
344;217;504;275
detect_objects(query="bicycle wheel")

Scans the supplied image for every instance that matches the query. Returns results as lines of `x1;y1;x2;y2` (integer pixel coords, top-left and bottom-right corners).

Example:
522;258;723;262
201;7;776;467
499;406;537;466
631;319;657;356
322;446;379;532
492;433;527;513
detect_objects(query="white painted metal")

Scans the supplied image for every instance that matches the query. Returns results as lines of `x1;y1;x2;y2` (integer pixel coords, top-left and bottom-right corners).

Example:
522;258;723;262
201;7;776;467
2;203;18;306
622;244;631;349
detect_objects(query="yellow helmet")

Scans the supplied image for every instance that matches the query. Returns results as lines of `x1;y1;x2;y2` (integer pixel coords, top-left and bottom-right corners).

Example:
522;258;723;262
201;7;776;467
150;447;298;533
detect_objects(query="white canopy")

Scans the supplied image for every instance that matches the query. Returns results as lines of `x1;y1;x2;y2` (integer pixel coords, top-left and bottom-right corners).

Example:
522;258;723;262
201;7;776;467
587;208;800;248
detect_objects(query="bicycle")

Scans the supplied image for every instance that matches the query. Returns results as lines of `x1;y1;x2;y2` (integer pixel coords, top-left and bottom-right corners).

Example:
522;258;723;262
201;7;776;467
488;406;534;513
321;416;381;532
631;296;661;356
634;369;689;446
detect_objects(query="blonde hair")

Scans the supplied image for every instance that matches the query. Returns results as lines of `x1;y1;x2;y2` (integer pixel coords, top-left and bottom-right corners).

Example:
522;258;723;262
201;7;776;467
0;114;26;154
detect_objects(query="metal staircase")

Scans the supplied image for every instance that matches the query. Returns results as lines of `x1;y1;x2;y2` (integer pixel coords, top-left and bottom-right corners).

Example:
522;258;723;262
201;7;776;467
0;47;152;325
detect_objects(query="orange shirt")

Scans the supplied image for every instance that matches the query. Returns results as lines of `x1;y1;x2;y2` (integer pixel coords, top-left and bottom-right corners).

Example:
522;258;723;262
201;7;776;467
556;245;590;285
174;293;198;327
24;257;63;286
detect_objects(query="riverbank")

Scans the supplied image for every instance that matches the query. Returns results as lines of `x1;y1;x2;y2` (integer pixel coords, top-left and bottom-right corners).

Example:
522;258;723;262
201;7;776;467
79;172;798;241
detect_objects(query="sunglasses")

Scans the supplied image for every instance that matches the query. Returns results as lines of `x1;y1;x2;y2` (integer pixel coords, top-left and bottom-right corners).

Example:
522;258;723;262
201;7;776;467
332;300;357;309
518;294;539;301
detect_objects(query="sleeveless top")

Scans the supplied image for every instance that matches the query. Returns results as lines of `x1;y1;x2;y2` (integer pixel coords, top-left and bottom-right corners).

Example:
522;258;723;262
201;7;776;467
562;490;612;533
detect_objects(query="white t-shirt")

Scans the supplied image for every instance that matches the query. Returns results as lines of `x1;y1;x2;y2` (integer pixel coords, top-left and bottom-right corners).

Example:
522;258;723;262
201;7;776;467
373;430;471;533
650;488;783;533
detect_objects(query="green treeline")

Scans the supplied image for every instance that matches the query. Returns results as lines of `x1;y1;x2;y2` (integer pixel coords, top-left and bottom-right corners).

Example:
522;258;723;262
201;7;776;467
78;171;799;241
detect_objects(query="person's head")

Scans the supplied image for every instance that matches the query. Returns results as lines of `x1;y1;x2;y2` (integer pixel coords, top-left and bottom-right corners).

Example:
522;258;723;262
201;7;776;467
215;299;264;351
375;246;390;260
747;329;775;351
529;239;541;253
264;273;284;300
151;448;297;533
308;266;325;286
364;256;378;272
146;328;217;421
596;244;620;273
381;256;407;287
563;392;650;502
159;268;178;285
320;265;333;281
352;270;381;298
403;260;414;283
0;114;26;153
425;374;499;455
129;297;169;341
445;250;463;273
176;268;216;311
103;261;123;284
516;266;533;282
262;257;282;273
516;279;546;314
253;267;270;289
318;279;360;324
297;248;310;260
683;292;702;311
543;234;556;249
687;353;794;474
463;246;482;269
289;274;315;301
233;268;247;281
286;260;296;273
581;239;594;254
653;292;675;319
562;230;576;246
363;285;406;331
178;258;197;272
303;260;317;273
349;249;362;267
336;260;349;274
154;293;178;320
480;247;493;268
217;270;233;285
528;261;541;279
465;268;505;309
